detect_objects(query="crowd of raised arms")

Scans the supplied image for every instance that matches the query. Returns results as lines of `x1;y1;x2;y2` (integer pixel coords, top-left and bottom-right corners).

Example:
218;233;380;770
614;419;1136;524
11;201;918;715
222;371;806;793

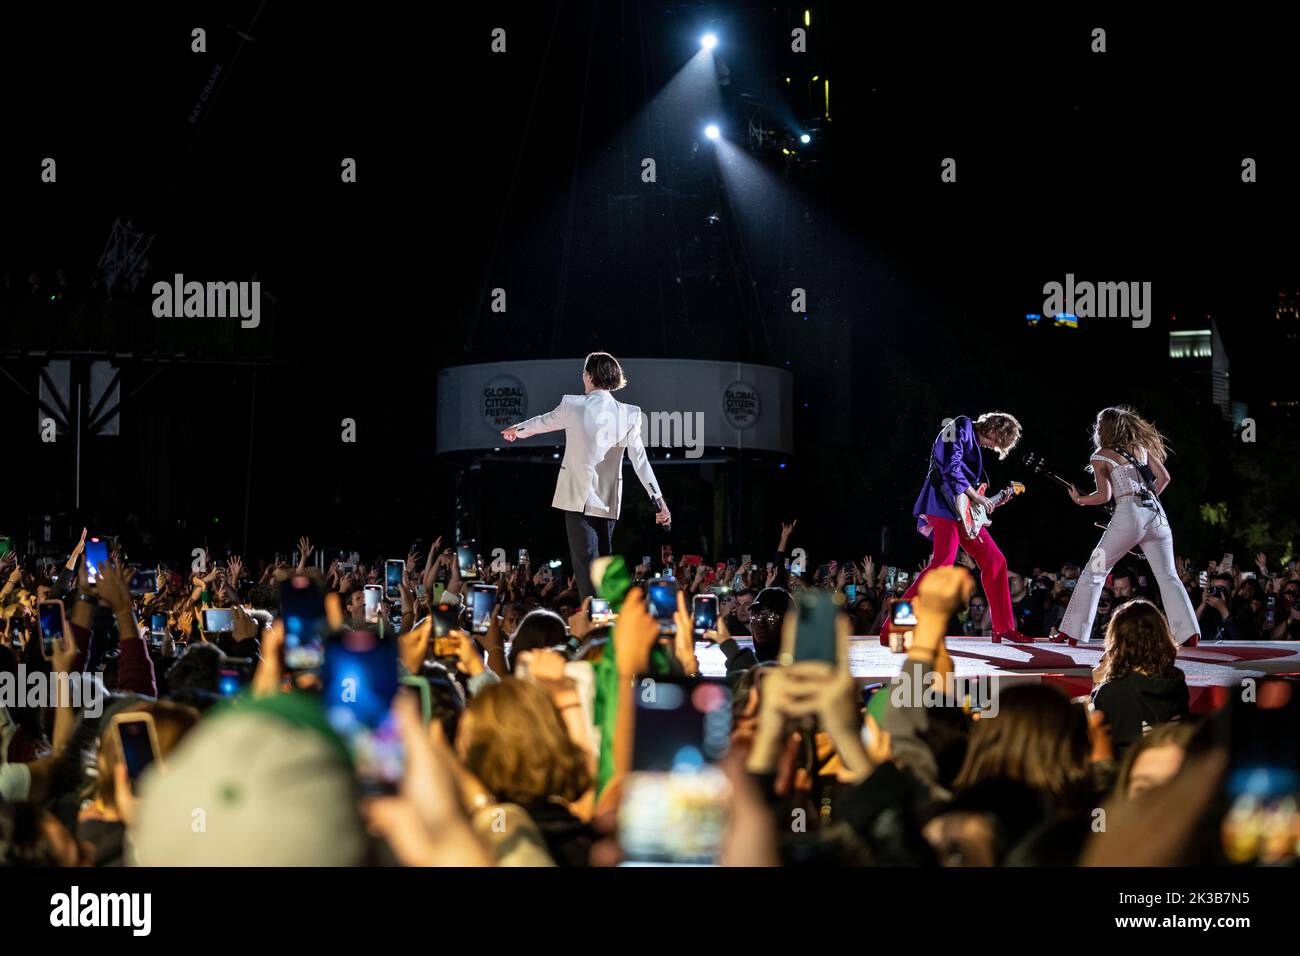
0;519;1296;867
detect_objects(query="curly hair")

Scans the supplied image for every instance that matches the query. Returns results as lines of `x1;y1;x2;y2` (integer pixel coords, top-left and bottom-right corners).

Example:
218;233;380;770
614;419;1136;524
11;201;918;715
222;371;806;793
974;411;1022;460
1095;598;1178;683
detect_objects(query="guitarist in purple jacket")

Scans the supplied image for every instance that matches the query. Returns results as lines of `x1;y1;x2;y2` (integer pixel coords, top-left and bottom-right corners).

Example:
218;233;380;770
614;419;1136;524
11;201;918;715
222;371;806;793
883;412;1028;645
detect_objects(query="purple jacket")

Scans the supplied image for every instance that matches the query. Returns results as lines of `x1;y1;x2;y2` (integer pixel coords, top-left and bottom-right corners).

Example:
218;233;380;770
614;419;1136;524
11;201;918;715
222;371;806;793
912;416;984;535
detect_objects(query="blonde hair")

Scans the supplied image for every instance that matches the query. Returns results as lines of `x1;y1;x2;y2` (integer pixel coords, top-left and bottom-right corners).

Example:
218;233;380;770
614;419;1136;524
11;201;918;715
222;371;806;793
457;678;592;805
974;411;1022;460
1093;406;1168;462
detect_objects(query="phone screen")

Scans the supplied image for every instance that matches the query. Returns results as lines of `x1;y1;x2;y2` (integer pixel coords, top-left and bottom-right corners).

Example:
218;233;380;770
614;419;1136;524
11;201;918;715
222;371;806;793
692;594;718;634
203;608;234;633
621;677;731;865
794;589;840;664
85;536;109;585
280;574;327;670
647;579;678;633
430;602;459;639
364;586;382;623
590;597;612;627
39;601;65;657
457;544;479;581
385;560;404;599
471;584;498;633
321;630;402;790
117;720;158;783
892;600;918;627
1221;683;1300;864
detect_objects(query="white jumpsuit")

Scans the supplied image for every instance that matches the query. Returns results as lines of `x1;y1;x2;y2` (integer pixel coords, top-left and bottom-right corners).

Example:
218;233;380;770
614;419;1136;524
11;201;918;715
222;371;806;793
1058;449;1199;645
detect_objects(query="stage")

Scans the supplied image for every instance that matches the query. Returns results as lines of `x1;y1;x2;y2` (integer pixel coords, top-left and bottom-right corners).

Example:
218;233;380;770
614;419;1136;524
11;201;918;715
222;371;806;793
696;638;1300;713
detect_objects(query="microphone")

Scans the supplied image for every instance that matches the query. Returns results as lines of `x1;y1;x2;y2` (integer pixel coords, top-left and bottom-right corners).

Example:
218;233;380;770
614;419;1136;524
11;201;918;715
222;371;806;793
653;497;671;531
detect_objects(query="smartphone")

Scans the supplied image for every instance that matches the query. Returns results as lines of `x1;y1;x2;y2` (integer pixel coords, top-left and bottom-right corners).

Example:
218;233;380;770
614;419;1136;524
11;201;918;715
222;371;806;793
1221;553;1235;572
682;554;702;567
430;601;459;638
364;584;383;623
590;597;613;627
1266;595;1277;626
85;536;109;585
885;566;898;590
620;676;731;865
150;612;167;644
457;544;479;581
38;599;67;658
321;629;402;791
470;583;498;634
518;548;529;566
202;608;235;634
400;675;433;725
643;555;653;570
217;664;253;697
647;578;679;634
783;588;844;665
385;559;404;600
280;574;327;670
114;713;161;790
892;600;919;628
845;583;857;603
692;594;718;635
1199;571;1209;587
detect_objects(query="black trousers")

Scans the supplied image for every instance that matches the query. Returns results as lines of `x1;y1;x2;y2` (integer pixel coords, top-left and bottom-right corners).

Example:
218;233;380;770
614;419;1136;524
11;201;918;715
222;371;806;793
564;510;616;600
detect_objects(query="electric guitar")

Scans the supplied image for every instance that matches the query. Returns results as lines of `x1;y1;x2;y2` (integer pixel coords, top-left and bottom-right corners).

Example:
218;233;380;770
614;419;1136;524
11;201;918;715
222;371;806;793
954;481;1025;538
1023;451;1143;557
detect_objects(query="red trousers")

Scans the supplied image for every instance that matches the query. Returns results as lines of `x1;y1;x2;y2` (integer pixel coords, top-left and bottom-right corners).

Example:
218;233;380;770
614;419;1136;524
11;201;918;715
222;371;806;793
901;515;1014;634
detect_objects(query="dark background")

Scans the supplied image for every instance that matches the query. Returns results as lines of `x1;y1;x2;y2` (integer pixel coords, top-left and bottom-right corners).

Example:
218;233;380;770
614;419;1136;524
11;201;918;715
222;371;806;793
1;2;1297;574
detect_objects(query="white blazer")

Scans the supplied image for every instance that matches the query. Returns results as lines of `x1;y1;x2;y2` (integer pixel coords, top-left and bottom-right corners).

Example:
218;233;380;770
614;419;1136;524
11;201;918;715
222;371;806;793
513;390;662;519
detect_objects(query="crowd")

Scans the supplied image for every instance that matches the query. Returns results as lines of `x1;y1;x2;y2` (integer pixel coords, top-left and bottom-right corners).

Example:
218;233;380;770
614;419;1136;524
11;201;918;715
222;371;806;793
0;519;1296;868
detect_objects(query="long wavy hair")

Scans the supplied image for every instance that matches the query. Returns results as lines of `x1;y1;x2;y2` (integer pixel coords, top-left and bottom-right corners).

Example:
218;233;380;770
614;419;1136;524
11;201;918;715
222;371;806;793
1091;406;1168;462
1095;598;1178;683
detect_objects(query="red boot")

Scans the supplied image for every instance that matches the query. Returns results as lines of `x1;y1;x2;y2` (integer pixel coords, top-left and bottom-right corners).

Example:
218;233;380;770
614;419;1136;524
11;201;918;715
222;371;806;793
992;629;1034;644
1047;630;1078;647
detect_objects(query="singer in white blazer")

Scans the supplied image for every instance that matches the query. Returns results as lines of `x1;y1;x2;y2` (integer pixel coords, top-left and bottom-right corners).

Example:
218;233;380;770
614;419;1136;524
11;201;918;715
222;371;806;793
501;353;670;598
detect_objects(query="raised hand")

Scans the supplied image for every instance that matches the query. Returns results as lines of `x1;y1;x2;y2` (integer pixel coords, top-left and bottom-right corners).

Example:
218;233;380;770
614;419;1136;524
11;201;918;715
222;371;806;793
296;537;313;570
613;588;659;679
672;590;699;676
227;554;244;587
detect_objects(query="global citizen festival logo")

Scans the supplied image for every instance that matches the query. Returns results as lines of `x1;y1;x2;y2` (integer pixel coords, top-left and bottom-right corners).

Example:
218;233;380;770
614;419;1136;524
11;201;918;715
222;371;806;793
482;375;528;430
723;381;760;429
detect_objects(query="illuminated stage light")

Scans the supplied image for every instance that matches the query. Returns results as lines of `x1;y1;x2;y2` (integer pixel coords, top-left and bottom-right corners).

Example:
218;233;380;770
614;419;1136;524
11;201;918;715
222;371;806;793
800;133;811;144
701;32;718;50
704;123;721;140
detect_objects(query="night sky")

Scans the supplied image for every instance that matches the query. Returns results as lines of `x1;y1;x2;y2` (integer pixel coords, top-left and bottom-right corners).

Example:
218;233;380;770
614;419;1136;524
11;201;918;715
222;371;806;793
2;3;1296;573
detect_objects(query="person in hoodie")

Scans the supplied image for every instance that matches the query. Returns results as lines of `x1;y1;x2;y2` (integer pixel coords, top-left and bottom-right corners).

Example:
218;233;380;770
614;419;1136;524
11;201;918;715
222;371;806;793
1091;598;1189;753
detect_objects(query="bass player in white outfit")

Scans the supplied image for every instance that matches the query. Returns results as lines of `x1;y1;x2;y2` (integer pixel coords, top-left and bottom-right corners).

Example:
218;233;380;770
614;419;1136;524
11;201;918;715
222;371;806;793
1053;406;1200;647
500;352;671;598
